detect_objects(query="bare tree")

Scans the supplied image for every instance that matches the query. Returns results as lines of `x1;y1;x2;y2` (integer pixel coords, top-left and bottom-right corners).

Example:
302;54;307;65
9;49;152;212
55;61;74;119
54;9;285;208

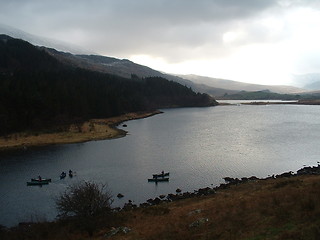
55;181;113;236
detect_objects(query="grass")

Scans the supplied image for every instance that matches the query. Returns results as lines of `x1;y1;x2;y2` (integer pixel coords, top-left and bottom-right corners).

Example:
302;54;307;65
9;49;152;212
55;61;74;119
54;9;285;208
0;111;161;151
2;174;320;239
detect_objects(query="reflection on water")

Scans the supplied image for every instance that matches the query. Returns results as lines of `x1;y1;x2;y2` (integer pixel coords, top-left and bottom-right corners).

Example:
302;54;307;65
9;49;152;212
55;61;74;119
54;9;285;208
1;104;320;226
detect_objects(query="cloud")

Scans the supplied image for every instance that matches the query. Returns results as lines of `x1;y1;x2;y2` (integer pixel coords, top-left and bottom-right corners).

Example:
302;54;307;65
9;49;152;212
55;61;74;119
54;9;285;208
0;0;279;58
1;0;320;83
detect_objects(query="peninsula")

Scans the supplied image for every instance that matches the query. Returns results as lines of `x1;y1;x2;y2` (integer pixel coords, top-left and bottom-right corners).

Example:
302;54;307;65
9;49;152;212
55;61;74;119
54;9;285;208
0;111;161;152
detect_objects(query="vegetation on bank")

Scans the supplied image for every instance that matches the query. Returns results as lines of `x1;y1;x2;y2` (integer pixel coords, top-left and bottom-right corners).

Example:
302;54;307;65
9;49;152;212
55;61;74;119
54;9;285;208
0;111;160;151
1;172;320;240
217;89;320;101
0;35;217;136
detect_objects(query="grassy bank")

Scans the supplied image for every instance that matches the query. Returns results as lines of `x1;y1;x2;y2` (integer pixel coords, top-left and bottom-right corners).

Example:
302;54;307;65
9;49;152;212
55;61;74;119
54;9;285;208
0;111;161;152
2;173;320;240
110;174;320;240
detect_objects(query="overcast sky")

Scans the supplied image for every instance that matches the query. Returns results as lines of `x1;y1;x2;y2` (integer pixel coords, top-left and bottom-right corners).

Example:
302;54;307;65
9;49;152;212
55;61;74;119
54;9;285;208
1;0;320;85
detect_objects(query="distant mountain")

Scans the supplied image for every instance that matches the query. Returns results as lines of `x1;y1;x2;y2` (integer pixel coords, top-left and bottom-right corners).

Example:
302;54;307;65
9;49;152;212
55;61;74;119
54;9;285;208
217;90;302;100
43;48;231;97
291;73;320;90
45;47;307;97
1;26;311;97
0;35;217;135
304;81;320;90
178;74;306;95
45;49;163;79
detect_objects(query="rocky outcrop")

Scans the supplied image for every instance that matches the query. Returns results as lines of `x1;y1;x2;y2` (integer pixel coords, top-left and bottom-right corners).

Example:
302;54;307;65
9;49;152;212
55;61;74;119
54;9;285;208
297;165;320;175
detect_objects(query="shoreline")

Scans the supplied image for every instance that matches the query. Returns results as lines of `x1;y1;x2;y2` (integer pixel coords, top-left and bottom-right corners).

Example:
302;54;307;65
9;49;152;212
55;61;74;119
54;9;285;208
3;164;320;231
218;99;320;105
123;164;320;209
0;110;162;152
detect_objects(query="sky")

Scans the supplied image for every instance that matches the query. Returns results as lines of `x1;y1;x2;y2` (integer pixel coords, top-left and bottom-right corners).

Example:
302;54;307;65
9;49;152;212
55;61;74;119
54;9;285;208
1;0;320;85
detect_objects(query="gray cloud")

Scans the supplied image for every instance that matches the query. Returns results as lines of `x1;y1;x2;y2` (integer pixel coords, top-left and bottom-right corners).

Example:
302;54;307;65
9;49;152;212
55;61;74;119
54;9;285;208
0;1;278;54
1;0;320;79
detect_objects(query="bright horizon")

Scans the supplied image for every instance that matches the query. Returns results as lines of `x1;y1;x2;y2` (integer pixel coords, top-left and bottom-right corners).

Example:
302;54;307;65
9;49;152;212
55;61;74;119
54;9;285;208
1;1;320;86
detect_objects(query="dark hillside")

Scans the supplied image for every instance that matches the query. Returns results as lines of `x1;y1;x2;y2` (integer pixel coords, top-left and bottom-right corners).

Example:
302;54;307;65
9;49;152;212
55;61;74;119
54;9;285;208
0;35;61;72
0;36;217;135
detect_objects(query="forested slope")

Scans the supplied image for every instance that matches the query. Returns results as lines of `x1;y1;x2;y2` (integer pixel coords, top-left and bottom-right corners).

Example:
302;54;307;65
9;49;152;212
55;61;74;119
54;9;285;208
0;35;217;135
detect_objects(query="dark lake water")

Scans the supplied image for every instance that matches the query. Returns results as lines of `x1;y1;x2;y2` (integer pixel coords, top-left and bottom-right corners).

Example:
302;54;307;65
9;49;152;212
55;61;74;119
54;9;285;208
1;103;320;226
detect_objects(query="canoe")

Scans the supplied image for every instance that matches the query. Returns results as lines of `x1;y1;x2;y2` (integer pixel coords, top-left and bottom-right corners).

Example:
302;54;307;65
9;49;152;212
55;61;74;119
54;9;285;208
60;173;67;179
148;177;169;182
153;172;169;178
31;178;51;183
27;181;49;186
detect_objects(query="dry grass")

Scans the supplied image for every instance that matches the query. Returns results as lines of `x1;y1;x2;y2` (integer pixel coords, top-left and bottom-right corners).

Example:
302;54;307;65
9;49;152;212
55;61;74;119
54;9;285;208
0;111;161;151
3;175;320;240
101;175;320;240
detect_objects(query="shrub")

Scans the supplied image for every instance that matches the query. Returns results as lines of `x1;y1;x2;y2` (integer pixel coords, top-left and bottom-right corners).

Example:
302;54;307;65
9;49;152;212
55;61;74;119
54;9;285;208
55;181;113;236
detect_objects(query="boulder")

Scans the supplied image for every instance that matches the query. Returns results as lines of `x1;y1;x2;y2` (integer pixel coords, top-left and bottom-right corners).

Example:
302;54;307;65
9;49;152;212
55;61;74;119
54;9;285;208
105;226;132;238
276;171;294;178
189;218;209;228
188;209;202;216
117;193;124;198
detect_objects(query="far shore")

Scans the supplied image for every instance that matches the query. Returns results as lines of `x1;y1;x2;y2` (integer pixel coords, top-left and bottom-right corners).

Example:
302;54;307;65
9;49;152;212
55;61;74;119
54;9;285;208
0;110;162;152
219;99;320;105
1;99;319;152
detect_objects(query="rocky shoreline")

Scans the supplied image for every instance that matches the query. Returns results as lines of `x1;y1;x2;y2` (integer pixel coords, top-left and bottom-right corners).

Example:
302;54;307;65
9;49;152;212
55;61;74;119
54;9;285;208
6;164;320;240
118;164;320;210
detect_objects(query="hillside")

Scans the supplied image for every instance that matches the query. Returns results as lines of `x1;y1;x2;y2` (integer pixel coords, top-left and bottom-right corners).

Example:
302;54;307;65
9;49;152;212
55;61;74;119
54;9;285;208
217;90;301;100
180;74;307;95
47;49;306;98
2;170;320;239
44;48;228;97
0;35;217;136
1;26;314;98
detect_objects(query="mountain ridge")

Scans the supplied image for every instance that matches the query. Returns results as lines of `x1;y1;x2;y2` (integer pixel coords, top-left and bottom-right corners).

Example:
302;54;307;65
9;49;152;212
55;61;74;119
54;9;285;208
1;26;316;96
178;74;307;94
44;47;306;97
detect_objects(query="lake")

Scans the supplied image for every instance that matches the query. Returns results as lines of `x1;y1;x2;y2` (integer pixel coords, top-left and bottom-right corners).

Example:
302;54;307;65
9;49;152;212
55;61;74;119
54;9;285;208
1;103;320;227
